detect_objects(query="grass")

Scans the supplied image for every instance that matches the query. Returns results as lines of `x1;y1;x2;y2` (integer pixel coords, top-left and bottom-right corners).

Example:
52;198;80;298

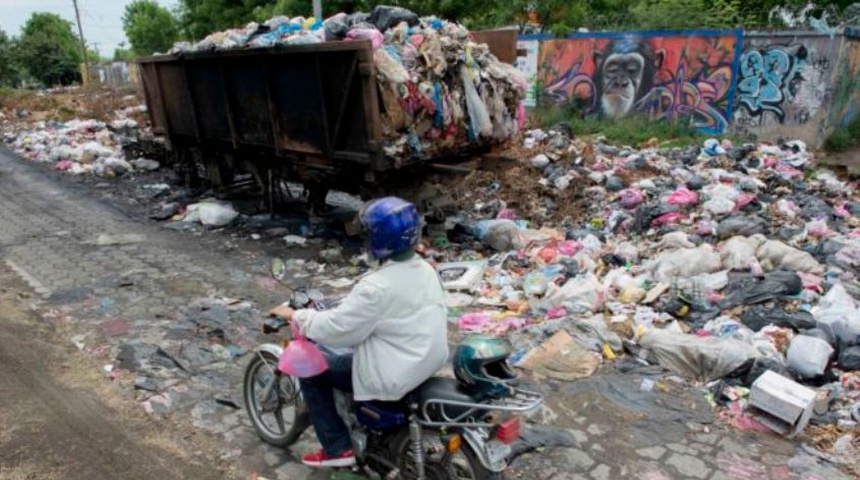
532;105;748;148
825;116;860;153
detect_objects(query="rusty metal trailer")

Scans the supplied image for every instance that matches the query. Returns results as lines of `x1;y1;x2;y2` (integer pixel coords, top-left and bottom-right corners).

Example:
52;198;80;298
136;30;518;211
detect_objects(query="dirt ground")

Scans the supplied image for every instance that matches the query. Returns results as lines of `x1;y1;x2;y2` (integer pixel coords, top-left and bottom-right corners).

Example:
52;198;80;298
0;265;238;480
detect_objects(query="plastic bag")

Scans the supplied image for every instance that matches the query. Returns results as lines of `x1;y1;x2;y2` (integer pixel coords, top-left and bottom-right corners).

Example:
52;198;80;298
546;273;603;313
813;283;860;345
619;189;645;209
716;215;768;239
719;271;802;308
653;231;695;250
648;244;722;284
346;27;384;49
461;66;493;138
839;346;860;371
569;315;623;352
740;306;816;332
279;323;329;378
786;335;833;379
639;330;757;382
720;235;766;271
666;187;699;206
756;240;824;274
324;13;349;40
704;197;735;215
369;5;419;31
475;219;520;252
198;202;239;227
374;48;409;83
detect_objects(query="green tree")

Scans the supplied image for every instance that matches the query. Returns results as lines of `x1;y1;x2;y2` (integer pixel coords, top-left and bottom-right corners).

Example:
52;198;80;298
17;12;82;87
0;29;24;88
177;0;273;40
122;0;181;56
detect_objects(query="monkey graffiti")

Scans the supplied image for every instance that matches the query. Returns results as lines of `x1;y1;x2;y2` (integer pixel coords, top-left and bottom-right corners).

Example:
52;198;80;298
538;32;740;134
593;37;665;119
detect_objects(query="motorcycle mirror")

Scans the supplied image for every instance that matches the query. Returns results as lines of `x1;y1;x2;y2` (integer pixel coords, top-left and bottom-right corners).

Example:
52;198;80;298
307;289;324;302
292;291;310;307
270;258;287;281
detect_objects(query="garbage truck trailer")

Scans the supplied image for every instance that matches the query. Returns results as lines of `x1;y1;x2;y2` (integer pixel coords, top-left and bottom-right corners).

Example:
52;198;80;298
136;30;519;212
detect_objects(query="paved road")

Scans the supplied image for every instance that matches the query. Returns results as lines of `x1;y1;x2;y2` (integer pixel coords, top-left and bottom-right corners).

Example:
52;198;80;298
0;265;233;480
0;148;854;480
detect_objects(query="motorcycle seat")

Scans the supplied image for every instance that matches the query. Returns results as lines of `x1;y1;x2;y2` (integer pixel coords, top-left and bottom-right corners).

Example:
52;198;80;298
413;377;483;422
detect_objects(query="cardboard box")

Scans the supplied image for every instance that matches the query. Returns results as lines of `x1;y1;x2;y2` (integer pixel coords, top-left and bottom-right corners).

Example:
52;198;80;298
747;370;816;438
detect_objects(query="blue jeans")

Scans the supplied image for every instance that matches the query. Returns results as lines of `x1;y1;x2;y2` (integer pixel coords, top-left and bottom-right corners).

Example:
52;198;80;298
300;353;353;455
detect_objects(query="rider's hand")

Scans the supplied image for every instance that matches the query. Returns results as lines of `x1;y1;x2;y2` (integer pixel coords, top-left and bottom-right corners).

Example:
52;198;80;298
268;304;295;321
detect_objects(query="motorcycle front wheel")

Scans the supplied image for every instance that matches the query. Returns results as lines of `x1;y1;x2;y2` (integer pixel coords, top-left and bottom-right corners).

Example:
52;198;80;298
243;350;311;447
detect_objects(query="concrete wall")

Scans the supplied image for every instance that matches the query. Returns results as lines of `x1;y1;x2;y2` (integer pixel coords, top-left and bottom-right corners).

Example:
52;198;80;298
534;30;743;135
730;32;842;148
830;27;860;131
517;28;860;148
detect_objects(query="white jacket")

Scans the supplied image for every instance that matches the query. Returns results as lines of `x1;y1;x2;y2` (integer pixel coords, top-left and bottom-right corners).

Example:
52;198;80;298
293;256;448;401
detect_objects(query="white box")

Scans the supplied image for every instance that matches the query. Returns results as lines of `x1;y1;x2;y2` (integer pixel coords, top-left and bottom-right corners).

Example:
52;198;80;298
437;261;487;292
747;370;816;438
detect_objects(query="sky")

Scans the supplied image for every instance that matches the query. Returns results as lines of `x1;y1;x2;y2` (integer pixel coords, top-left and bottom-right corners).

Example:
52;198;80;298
0;0;178;59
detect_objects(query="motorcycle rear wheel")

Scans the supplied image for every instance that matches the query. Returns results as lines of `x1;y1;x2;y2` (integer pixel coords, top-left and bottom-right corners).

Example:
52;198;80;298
390;429;499;480
243;350;311;447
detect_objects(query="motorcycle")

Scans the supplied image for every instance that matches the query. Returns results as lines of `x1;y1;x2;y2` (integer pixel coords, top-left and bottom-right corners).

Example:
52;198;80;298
243;258;543;480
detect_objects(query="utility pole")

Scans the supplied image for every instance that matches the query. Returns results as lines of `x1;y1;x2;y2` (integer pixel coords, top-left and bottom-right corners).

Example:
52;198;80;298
72;0;90;86
313;0;322;21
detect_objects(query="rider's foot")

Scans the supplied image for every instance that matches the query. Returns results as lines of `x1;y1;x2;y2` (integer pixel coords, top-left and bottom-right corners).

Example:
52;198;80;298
301;448;356;468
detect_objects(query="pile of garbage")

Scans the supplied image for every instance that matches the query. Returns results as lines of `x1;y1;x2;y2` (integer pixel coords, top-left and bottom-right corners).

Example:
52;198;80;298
1;102;160;177
427;127;860;441
164;5;527;162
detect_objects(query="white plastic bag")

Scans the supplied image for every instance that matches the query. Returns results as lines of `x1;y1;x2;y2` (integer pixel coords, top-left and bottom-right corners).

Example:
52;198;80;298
756;240;825;274
653;231;695;250
813;283;860;345
639;330;758;382
648;244;722;284
546;273;603;313
720;235;766;271
786;335;834;378
188;202;239;227
461;66;492;138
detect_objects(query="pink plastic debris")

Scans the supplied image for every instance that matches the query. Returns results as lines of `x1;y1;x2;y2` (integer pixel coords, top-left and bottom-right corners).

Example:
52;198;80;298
834;203;851;218
546;306;567;319
734;193;757;210
695;220;714;236
516;102;527;129
619;189;645;209
346;28;384;49
558;240;582;257
651;212;686;227
497;208;517;220
798;272;824;291
666;187;699;205
54;159;74;171
458;312;492;332
807;219;834;238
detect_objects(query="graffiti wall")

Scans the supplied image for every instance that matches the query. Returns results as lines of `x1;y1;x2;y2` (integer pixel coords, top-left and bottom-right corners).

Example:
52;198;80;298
537;31;742;135
830;28;860;130
731;33;841;146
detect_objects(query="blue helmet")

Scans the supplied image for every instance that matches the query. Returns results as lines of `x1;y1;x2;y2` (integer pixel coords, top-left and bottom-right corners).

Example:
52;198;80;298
360;197;421;260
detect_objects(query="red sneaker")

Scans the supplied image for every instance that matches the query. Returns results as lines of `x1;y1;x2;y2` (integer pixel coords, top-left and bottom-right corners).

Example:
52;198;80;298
301;448;356;468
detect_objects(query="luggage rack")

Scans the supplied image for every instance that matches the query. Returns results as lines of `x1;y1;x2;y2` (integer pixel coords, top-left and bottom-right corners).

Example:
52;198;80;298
418;388;543;428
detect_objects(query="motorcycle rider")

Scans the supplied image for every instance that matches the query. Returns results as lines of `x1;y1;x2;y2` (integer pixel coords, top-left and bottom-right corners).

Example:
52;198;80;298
268;197;448;468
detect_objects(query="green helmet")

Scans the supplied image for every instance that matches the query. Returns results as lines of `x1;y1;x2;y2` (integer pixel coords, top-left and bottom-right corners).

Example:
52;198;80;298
452;334;517;399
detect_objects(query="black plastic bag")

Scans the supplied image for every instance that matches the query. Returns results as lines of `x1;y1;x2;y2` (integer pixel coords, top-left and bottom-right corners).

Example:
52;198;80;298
839;346;860;371
744;357;791;387
324;13;350;41
719;271;802;309
716;215;768;239
369;5;419;31
740;306;817;332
